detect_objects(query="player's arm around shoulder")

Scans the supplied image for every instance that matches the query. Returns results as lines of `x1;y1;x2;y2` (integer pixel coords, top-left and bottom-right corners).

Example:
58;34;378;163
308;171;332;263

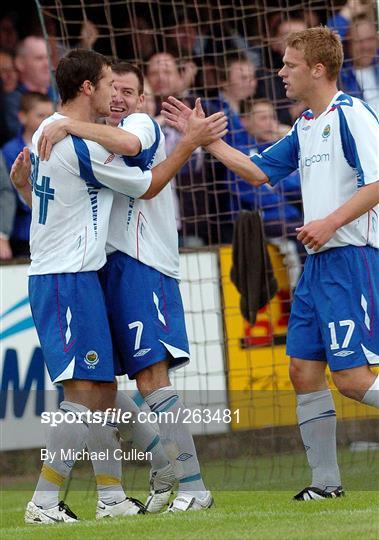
119;113;158;155
38;117;142;160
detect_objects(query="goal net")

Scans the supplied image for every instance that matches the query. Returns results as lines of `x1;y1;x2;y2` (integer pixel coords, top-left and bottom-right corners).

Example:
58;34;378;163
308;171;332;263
26;0;379;492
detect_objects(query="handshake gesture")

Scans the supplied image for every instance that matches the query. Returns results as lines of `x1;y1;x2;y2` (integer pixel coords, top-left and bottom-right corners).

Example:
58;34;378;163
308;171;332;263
162;97;226;148
36;97;227;162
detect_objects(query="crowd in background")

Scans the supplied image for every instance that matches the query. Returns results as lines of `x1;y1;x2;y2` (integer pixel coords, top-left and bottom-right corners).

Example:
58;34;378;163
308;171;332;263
0;0;377;272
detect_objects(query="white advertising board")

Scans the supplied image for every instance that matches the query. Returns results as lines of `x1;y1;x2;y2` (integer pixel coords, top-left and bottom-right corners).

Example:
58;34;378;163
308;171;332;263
0;253;228;451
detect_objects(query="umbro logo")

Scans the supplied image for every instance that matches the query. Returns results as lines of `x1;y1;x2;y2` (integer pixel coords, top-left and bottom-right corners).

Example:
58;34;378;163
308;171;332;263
133;348;151;357
177;452;193;461
333;350;355;357
104;153;115;164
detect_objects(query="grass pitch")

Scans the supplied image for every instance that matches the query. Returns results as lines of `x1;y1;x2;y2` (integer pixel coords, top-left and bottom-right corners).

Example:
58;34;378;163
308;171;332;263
1;450;378;540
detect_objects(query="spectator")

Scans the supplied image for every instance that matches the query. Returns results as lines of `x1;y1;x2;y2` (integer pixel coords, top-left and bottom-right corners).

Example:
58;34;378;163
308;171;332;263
141;79;158;117
0;14;18;53
206;54;260;244
218;53;257;114
40;12;69;69
241;98;291;142
327;0;373;41
146;52;222;246
0;50;18;145
0;150;16;260
341;15;378;113
130;16;156;62
165;9;215;60
237;98;304;286
0;50;17;93
3;36;58;138
240;99;302;231
78;19;99;50
221;21;262;68
211;53;258;151
109;8;155;62
146;52;197;107
2;92;54;257
259;17;307;124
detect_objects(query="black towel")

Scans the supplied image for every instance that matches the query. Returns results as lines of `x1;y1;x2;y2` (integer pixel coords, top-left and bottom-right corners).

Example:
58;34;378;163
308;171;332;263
230;210;278;325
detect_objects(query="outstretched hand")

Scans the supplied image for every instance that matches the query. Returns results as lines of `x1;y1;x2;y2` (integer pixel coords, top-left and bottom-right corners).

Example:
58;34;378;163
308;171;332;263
10;147;31;190
161;96;193;133
186;98;227;147
162;97;227;146
38;119;69;161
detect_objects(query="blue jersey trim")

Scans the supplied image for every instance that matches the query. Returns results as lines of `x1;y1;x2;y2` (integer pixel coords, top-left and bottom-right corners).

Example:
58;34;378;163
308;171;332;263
337;108;365;187
71;136;102;238
71;136;104;188
335;93;353;107
359;99;379;123
250;121;300;186
122;118;160;171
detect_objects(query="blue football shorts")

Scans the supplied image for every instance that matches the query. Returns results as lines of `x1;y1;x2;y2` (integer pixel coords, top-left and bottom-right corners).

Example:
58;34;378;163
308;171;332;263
286;245;379;371
29;272;115;383
99;251;190;379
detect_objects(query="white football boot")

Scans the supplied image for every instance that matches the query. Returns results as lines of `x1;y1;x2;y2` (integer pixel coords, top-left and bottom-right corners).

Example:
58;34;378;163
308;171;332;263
145;463;176;513
24;500;78;524
96;496;146;519
165;490;214;513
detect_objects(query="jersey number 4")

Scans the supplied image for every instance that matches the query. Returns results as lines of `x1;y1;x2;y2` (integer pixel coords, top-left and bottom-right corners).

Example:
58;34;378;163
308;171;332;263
31;154;55;225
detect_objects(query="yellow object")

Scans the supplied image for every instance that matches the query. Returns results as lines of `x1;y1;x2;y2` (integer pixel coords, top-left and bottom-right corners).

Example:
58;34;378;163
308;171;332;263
219;245;379;430
95;474;121;486
41;464;65;487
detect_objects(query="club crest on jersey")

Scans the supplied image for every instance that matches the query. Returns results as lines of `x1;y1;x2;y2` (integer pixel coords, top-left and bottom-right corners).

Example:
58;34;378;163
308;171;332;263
84;350;99;368
104;153;115;164
322;124;331;139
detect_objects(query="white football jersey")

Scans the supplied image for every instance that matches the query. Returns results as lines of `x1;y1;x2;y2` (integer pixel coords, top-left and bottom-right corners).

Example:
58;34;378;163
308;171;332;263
106;113;179;278
251;91;379;253
29;113;152;275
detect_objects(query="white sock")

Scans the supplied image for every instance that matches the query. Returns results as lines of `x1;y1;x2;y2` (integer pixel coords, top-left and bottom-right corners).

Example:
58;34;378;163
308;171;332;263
296;390;341;491
87;413;126;505
115;391;169;471
144;385;206;494
32;401;89;509
362;376;379;408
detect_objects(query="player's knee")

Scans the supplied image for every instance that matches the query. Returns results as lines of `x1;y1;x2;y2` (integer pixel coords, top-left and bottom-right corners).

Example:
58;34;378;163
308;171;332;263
332;374;361;401
64;379;117;410
332;367;374;402
98;380;117;405
333;378;359;400
289;358;326;393
289;361;301;388
136;362;170;396
289;360;312;392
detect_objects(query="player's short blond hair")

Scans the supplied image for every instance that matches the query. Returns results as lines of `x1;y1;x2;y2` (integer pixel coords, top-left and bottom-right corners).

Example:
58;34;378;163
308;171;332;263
286;26;343;81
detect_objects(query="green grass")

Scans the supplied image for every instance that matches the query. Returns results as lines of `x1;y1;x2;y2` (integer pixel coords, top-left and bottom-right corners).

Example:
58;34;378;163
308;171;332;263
1;450;378;540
